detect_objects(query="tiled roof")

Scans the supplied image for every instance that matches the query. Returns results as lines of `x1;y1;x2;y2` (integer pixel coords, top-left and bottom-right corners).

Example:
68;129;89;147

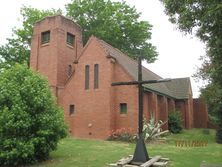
97;38;191;99
165;77;191;99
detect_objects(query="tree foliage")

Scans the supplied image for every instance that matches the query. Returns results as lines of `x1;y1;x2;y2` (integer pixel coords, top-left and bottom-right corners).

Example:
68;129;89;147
0;38;29;70
160;0;222;143
66;0;157;62
0;7;61;70
0;65;67;166
0;1;158;69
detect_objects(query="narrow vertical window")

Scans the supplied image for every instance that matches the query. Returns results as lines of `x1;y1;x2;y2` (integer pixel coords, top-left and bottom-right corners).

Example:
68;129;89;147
41;30;50;44
69;105;75;115
120;103;127;114
94;64;99;89
85;65;90;90
67;32;75;46
68;64;72;76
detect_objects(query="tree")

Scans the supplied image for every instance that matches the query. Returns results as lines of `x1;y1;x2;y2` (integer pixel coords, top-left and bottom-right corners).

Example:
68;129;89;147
199;83;220;124
0;7;61;70
0;65;67;166
0;1;158;68
0;38;29;70
160;0;222;143
66;0;157;63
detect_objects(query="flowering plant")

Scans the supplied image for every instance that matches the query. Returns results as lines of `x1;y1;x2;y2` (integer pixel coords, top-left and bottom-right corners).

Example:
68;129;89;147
107;128;135;142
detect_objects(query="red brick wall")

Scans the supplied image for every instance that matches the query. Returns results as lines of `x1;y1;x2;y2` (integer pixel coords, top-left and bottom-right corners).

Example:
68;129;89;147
157;95;168;130
175;100;193;129
144;92;162;121
175;100;186;128
185;100;191;129
193;98;208;128
110;61;138;133
168;98;175;112
60;37;113;139
147;92;158;119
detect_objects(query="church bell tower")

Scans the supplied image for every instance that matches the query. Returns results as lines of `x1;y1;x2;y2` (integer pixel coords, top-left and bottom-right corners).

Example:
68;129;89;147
30;15;83;96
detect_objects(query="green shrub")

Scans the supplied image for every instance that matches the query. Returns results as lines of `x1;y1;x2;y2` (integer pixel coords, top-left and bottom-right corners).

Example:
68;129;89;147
202;129;210;135
168;111;183;133
208;114;220;125
0;65;67;166
216;107;222;143
216;126;222;143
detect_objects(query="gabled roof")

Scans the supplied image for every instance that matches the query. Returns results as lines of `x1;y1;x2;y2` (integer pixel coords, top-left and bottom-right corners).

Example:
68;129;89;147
96;37;191;100
165;77;192;99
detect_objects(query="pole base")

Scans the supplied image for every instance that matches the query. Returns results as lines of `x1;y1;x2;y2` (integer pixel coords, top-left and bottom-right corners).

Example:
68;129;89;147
131;136;149;164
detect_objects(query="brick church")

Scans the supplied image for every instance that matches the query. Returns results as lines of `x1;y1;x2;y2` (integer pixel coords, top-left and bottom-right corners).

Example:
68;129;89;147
30;15;208;139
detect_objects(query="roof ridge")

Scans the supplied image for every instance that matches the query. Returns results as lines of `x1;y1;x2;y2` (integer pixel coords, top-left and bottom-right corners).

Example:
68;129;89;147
97;38;162;79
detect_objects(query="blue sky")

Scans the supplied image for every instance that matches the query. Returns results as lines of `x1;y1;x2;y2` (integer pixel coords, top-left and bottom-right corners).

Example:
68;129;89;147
0;0;206;97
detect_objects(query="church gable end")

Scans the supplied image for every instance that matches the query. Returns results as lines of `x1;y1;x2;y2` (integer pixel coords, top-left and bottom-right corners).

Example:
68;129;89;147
60;36;114;139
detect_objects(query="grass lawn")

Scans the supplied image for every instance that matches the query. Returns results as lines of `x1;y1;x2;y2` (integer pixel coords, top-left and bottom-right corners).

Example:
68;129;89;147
34;129;222;167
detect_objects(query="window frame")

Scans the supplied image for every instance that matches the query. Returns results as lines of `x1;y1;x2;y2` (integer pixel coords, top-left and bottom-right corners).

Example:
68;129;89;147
68;64;72;77
66;32;75;46
85;65;90;90
69;104;75;115
120;103;127;114
41;30;50;44
94;64;99;89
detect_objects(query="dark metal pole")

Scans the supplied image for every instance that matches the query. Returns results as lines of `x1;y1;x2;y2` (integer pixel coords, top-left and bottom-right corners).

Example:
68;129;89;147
111;79;172;86
132;56;149;164
138;56;143;135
